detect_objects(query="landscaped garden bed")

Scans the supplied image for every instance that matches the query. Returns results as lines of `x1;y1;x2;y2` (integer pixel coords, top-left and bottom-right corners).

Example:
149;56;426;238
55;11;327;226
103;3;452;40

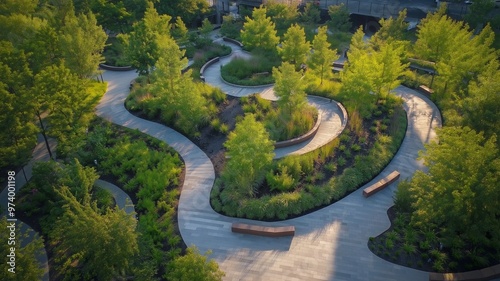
211;94;407;220
240;94;318;142
17;117;186;280
220;50;281;86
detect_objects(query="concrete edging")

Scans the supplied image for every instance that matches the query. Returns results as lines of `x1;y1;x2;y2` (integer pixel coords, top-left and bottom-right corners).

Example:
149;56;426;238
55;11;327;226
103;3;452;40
274;111;322;148
99;63;133;71
200;57;220;82
429;263;500;281
222;36;243;47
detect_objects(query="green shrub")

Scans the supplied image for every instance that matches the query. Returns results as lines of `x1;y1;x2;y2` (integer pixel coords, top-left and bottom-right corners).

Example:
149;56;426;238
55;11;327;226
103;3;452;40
385;239;394;249
266;167;296;192
337;156;346;167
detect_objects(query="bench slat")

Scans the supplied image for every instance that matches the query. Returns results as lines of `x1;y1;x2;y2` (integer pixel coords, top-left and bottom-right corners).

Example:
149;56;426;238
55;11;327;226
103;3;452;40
363;171;400;197
231;223;295;237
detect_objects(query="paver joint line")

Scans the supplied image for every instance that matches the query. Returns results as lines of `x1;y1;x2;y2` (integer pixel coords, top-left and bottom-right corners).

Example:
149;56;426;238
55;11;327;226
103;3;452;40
96;35;442;281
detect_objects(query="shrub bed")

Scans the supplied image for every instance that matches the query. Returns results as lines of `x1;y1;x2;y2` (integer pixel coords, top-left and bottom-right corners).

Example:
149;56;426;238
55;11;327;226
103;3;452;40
103;37;129;67
17;117;186;279
211;94;407;220
220;50;281;86
240;94;318;142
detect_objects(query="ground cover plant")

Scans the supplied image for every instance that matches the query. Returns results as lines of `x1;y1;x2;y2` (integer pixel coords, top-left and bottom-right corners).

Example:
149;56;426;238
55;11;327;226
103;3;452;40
125;32;227;139
220;49;281;86
16;117;185;279
102;37;129;66
211;93;407;220
240;94;317;141
367;5;500;274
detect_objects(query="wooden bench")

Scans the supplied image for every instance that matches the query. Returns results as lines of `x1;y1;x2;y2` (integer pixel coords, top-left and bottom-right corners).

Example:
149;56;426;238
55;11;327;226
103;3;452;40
363;171;400;198
429;263;500;281
418;85;434;97
231;223;295;237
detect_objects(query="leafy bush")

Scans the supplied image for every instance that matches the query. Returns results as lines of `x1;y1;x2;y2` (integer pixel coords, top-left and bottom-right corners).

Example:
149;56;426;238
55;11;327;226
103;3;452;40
266;167;296;192
221;50;281;86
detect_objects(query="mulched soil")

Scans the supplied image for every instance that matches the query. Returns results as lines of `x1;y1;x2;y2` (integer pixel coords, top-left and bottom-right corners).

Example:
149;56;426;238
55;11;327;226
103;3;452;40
193;96;244;176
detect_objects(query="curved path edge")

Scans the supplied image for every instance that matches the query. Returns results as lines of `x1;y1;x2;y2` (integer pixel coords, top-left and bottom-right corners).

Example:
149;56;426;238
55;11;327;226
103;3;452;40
99;53;442;281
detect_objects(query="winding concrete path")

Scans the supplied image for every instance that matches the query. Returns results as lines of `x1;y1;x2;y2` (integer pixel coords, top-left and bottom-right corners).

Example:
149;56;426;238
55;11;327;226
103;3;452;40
97;44;442;280
0;135;54;281
0;136;135;281
204;39;348;159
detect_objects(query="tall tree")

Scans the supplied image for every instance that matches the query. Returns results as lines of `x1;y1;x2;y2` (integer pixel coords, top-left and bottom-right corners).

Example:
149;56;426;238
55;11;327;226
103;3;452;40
308;25;339;85
0;220;45;281
60;11;107;78
34;64;103;157
171;16;189;45
50;185;138;281
224;114;275;196
266;0;299;32
370;9;409;52
370;42;408;99
300;2;320;24
327;4;351;32
0;42;37;170
150;38;209;137
240;6;279;51
278;24;310;68
405;127;499;264
121;2;171;78
167;246;225;281
273;62;307;114
461;60;500;139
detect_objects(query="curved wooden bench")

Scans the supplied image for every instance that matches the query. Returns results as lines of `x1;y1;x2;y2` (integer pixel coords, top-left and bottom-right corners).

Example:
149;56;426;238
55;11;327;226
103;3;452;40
429;264;500;281
363;171;400;198
418;85;434;99
231;223;295;237
200;57;220;82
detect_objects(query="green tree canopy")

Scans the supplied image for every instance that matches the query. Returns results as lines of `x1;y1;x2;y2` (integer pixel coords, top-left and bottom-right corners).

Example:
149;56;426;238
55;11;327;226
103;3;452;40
50;185;138;280
60;11;107;78
167;246;225;281
0;42;37;169
240;6;279;51
327;4;351;32
266;0;299;32
278;23;310;68
121;2;171;77
171;16;189;45
300;2;320;24
0;220;45;281
273;62;307;113
370;9;409;52
224;114;275;196
401;127;499;264
34;64;104;157
308;25;339;85
460;60;500;139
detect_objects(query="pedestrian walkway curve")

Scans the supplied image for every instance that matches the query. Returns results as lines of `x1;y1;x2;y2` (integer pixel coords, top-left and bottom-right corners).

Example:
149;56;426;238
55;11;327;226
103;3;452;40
98;47;442;279
203;39;347;159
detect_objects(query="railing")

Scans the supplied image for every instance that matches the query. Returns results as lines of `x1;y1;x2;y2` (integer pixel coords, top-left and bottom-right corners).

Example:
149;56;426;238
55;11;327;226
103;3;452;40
237;0;439;19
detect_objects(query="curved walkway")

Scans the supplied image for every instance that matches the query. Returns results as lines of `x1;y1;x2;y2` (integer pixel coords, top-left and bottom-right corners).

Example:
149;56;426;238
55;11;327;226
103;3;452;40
95;180;136;217
99;51;442;280
204;39;347;159
0;135;53;281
